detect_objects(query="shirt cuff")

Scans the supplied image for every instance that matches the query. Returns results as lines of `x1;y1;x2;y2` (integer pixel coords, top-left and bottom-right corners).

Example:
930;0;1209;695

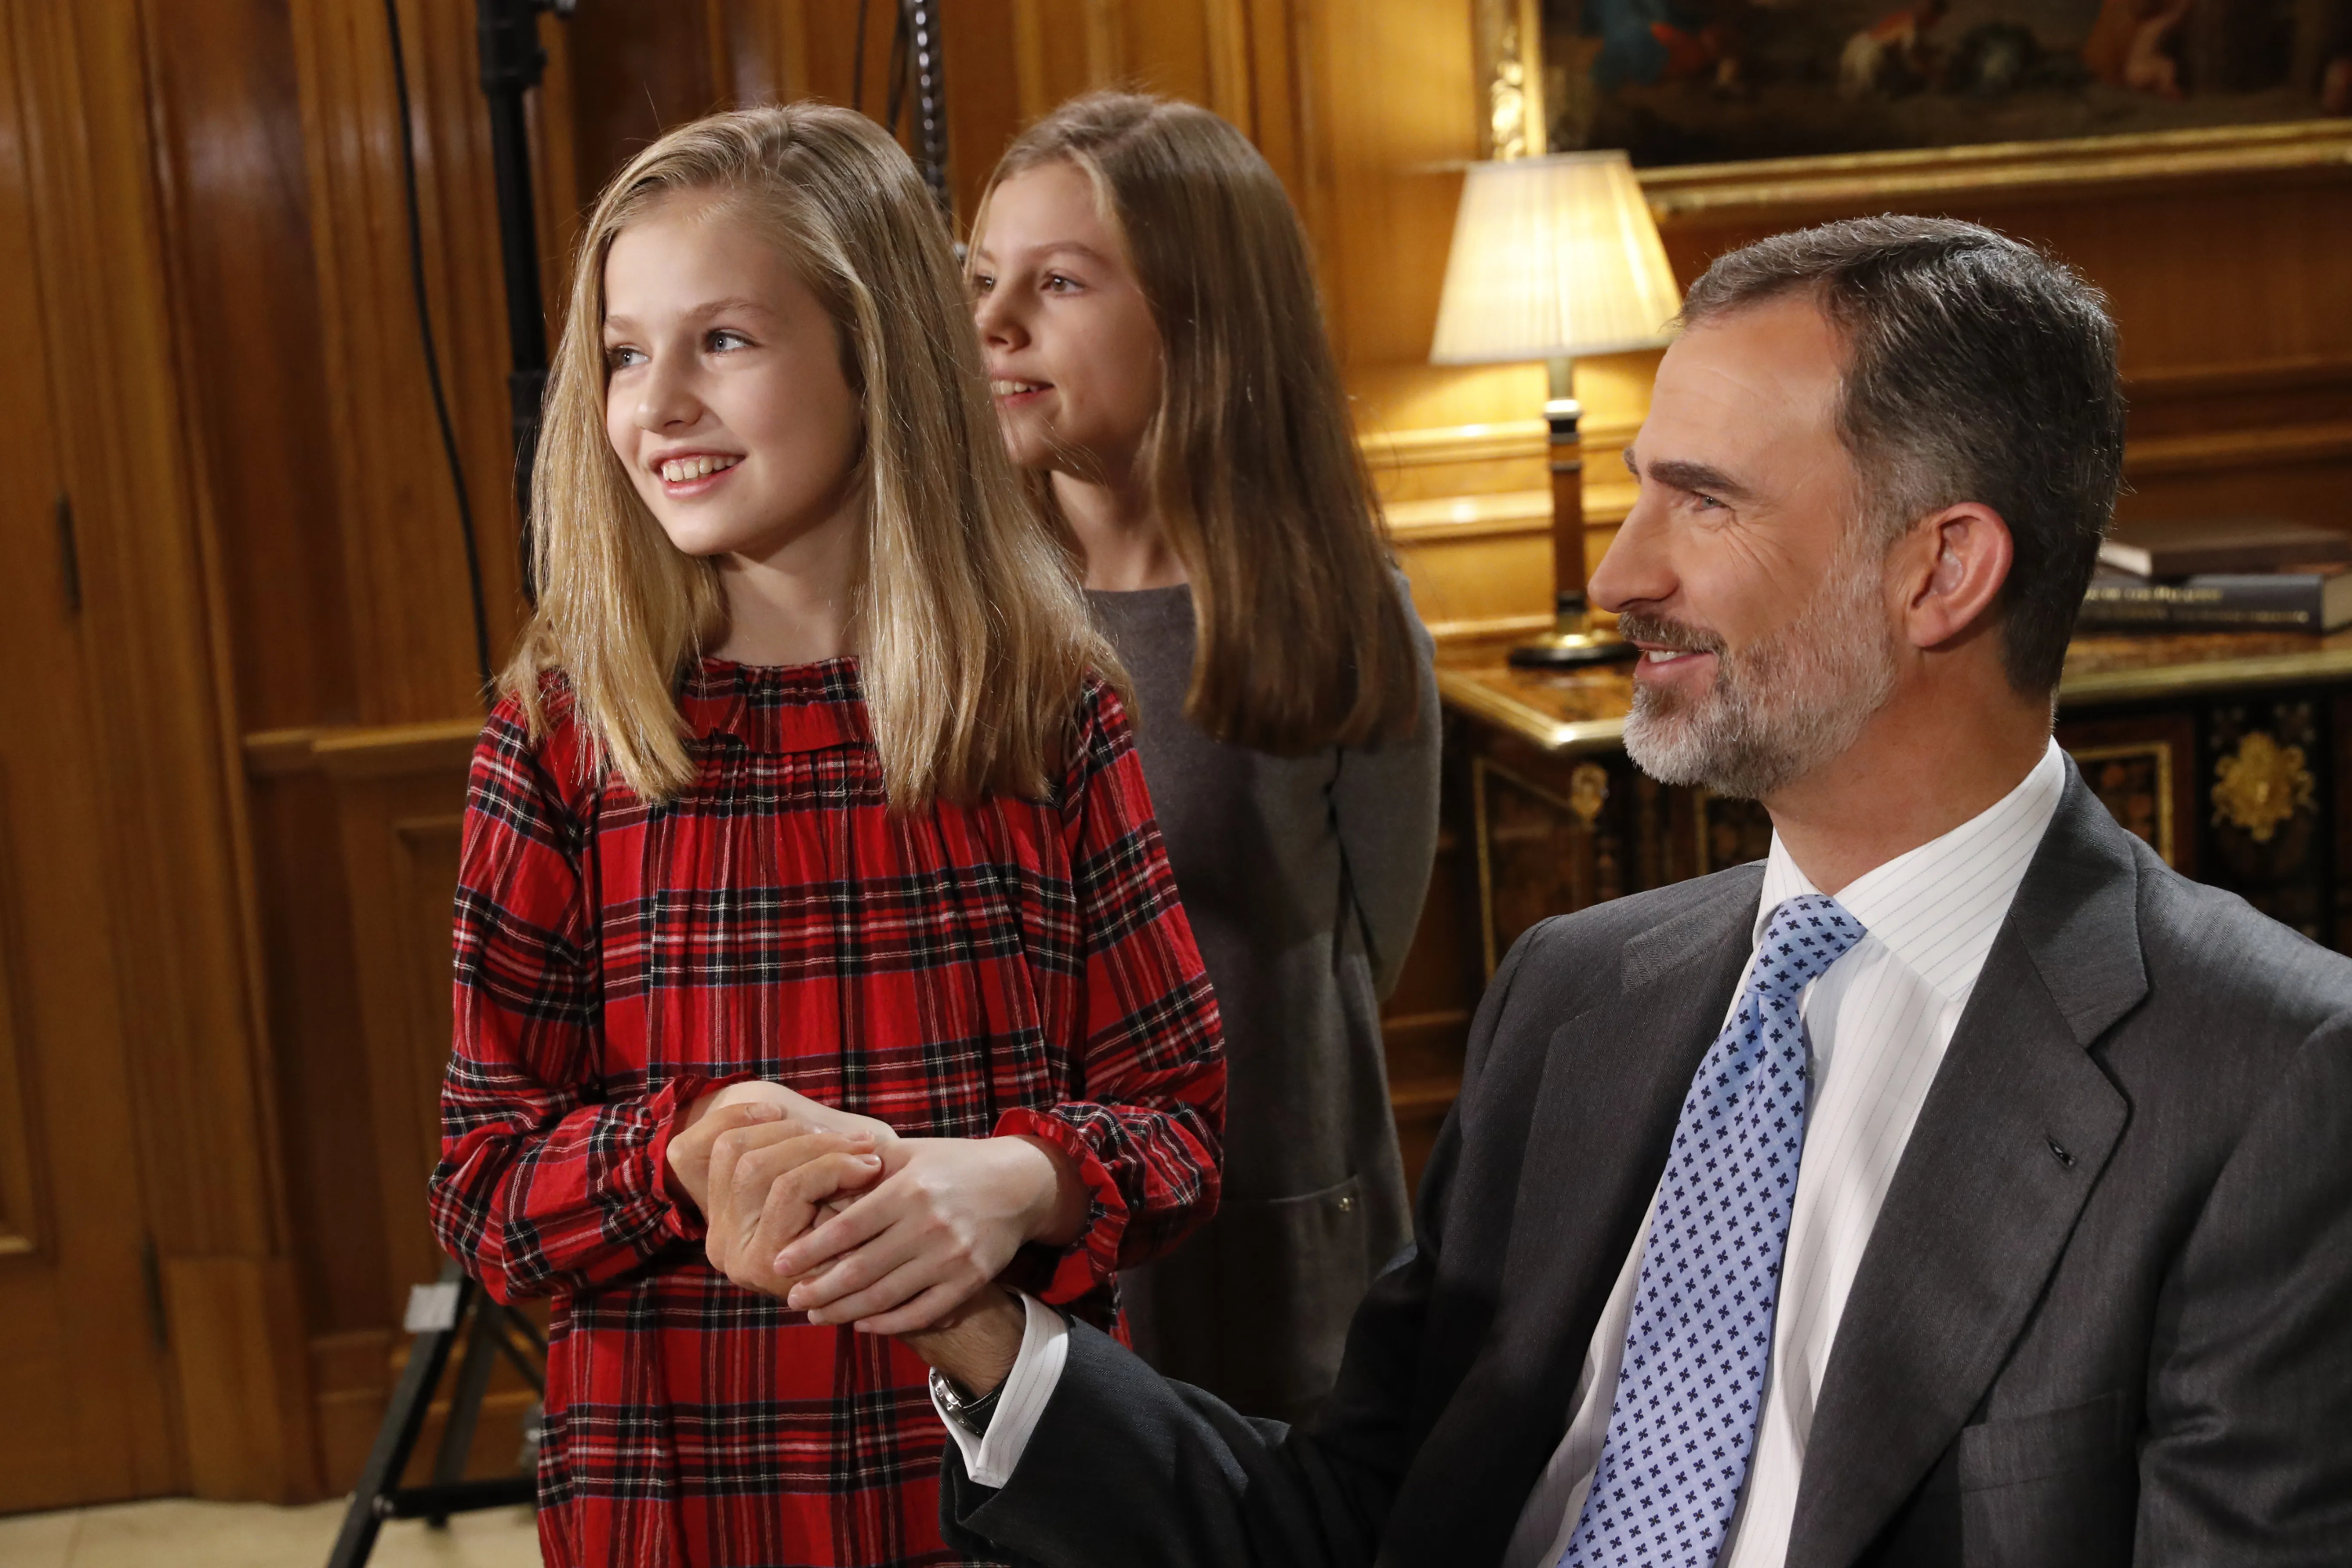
931;1290;1069;1490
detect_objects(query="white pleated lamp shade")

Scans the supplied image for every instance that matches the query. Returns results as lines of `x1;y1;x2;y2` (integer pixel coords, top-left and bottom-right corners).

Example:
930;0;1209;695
1429;151;1682;365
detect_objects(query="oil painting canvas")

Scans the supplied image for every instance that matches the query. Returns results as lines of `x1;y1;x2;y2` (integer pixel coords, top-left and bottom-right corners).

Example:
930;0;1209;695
1541;0;2352;165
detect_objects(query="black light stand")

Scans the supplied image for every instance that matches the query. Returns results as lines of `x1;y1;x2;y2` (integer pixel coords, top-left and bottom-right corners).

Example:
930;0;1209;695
477;0;573;604
327;1261;547;1568
329;8;568;1563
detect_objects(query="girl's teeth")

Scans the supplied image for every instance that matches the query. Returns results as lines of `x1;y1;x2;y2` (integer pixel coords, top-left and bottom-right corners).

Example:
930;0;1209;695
661;456;737;483
991;379;1043;396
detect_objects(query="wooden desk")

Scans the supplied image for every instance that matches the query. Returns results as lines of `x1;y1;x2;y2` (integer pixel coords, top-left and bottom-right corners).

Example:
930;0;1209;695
1378;632;2352;1184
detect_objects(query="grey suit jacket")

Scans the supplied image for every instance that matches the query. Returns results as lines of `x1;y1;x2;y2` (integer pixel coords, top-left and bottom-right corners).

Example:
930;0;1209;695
942;763;2352;1566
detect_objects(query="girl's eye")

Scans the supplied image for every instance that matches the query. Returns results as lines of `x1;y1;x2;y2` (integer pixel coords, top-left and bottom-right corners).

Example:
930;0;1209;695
1043;273;1080;293
605;344;645;371
706;329;751;352
971;272;995;295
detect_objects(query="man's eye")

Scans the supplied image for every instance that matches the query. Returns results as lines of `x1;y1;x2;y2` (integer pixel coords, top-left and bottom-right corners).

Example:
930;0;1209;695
1693;492;1724;510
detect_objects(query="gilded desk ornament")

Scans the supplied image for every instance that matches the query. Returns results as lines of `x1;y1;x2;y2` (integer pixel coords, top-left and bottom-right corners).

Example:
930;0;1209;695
1567;762;1610;826
2212;730;2314;844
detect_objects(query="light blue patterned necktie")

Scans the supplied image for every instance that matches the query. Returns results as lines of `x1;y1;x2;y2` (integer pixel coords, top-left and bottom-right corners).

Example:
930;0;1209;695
1559;893;1866;1568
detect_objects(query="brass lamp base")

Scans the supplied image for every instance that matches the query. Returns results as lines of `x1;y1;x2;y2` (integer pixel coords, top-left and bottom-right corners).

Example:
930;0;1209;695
1509;613;1642;670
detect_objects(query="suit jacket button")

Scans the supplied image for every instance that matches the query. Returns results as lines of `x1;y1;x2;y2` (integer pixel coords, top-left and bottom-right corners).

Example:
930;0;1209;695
2047;1137;2074;1167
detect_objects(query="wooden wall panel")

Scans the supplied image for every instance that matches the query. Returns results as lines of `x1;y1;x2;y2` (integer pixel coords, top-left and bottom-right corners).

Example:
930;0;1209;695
331;766;472;1300
8;0;317;1504
141;0;356;733
941;0;1023;223
559;0;728;202
1301;0;1475;376
248;771;387;1339
0;779;37;1263
0;5;186;1506
288;0;531;727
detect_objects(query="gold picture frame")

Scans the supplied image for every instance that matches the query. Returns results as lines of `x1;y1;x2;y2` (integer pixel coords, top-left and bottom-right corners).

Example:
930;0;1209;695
1638;121;2352;230
1467;5;2352;223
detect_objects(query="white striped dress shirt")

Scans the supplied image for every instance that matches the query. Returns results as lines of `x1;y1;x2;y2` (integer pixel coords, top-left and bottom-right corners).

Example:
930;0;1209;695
1503;737;2067;1566
943;742;2069;1561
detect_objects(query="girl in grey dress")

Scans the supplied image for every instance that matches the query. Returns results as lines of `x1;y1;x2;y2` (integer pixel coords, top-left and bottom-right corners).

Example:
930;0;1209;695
968;92;1442;1421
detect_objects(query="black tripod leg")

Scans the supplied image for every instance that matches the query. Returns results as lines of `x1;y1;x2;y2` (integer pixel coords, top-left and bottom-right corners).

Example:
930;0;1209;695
328;1261;474;1568
423;1302;501;1526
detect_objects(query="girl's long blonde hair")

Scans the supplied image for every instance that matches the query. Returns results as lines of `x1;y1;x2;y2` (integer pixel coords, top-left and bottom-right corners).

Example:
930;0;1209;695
978;93;1421;755
505;103;1114;809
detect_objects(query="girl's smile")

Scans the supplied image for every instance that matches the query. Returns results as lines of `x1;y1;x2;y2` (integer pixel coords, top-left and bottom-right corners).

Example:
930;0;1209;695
650;448;745;494
988;379;1054;408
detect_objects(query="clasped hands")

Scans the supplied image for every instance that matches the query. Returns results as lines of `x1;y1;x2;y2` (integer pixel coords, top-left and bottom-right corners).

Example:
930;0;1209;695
663;1080;1083;1339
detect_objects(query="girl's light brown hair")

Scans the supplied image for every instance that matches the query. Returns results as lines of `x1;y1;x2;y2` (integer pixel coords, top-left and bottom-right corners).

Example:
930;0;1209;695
506;103;1114;809
979;93;1421;755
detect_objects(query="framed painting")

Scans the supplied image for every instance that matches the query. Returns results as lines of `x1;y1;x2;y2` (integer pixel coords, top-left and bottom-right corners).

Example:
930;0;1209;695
1491;1;2352;169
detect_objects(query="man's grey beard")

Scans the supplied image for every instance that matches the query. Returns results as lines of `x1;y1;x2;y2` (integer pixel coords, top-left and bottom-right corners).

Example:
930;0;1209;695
1619;545;1900;800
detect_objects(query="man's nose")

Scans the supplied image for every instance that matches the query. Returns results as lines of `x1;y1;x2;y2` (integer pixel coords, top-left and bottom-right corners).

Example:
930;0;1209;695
1588;495;1672;615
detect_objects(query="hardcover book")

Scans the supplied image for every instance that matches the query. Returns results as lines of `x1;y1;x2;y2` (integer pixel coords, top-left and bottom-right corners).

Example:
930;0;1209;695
2078;569;2352;633
2098;517;2352;579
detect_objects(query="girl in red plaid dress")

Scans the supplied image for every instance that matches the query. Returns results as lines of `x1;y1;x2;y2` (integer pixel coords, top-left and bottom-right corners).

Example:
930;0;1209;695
429;104;1225;1568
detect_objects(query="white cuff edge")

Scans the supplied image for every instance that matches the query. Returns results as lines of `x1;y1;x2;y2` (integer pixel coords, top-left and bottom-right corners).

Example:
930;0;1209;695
932;1290;1069;1489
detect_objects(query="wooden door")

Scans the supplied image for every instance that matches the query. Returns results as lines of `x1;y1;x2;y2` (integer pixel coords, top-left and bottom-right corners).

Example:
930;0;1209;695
0;6;180;1512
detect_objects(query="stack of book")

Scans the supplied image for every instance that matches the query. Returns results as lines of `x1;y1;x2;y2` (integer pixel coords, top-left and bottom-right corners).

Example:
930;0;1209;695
2080;517;2352;633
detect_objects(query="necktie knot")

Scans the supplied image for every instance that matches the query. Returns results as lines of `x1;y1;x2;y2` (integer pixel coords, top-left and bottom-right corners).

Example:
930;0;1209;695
1748;895;1865;1005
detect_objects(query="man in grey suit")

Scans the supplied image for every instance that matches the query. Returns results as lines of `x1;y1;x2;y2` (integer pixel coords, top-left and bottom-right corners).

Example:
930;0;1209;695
890;216;2352;1565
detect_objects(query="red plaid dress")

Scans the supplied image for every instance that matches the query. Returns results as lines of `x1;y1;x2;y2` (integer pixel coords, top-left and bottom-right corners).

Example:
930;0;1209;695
430;659;1225;1567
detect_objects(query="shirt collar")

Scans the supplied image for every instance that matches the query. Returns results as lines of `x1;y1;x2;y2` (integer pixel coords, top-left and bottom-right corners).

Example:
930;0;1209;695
1752;738;2067;1006
681;656;873;755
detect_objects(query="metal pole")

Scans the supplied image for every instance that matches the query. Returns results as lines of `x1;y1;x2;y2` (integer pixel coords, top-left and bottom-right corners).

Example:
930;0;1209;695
907;0;949;213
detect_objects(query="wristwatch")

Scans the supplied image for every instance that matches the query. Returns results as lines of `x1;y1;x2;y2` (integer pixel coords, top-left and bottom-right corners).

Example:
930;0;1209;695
929;1365;1004;1437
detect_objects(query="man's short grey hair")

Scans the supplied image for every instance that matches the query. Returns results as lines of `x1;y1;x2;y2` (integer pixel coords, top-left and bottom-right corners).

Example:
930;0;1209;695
1679;216;2125;695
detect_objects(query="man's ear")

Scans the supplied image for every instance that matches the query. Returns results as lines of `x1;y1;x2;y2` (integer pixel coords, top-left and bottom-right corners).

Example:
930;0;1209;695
1903;503;2013;651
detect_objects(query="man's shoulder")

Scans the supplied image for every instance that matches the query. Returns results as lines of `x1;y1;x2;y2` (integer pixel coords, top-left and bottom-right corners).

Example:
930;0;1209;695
2131;844;2352;1028
1521;861;1765;949
1493;863;1764;1019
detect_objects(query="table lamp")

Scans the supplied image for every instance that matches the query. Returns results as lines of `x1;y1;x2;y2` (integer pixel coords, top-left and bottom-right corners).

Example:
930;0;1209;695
1430;151;1681;667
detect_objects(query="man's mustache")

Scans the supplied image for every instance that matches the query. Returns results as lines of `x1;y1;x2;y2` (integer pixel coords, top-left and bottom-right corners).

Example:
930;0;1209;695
1613;612;1726;656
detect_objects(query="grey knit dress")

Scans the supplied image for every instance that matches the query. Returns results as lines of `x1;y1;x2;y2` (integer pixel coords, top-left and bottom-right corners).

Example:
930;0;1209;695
1092;579;1442;1422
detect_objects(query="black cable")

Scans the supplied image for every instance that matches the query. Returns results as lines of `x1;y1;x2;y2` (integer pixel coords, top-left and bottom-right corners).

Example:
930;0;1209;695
851;0;871;112
884;0;911;136
385;0;496;702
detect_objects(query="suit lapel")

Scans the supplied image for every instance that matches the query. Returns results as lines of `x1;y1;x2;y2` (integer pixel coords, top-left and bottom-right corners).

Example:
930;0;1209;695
1388;872;1762;1568
1786;772;2146;1568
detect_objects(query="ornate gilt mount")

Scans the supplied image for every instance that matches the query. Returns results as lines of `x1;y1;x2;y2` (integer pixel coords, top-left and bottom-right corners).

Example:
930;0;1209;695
2212;730;2314;844
1566;761;1609;826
